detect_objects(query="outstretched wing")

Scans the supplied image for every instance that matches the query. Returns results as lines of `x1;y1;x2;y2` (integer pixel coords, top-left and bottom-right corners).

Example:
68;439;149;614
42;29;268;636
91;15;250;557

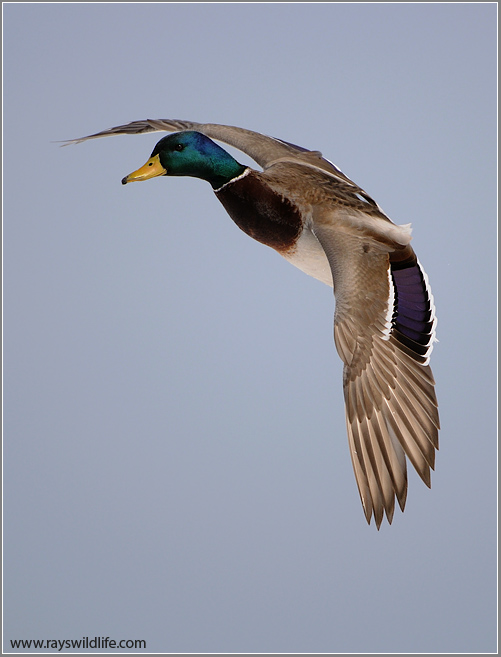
63;118;361;185
313;222;439;528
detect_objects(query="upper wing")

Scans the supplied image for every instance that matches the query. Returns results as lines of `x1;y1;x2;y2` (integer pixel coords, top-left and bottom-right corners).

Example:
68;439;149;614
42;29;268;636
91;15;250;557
63;118;363;185
313;221;439;528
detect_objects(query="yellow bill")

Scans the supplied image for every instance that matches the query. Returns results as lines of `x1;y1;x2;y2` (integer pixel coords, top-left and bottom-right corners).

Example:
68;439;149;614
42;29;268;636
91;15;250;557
121;154;166;185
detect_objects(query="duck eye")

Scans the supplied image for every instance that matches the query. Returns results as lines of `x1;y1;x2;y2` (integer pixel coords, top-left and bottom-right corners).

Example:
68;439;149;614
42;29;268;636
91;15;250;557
174;143;184;152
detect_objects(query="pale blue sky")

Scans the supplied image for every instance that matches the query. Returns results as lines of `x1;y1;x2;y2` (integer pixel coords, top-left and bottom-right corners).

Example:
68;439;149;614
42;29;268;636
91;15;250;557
3;3;497;653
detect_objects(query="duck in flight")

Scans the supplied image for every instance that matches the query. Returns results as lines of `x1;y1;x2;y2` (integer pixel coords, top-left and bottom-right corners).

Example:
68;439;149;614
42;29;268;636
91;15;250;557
67;119;439;528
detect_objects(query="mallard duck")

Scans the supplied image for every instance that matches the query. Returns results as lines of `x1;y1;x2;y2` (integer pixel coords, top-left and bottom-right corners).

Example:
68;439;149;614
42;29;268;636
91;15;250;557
68;119;439;528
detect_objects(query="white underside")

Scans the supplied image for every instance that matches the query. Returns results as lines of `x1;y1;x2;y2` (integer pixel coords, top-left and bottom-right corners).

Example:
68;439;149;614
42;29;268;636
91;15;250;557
281;229;333;287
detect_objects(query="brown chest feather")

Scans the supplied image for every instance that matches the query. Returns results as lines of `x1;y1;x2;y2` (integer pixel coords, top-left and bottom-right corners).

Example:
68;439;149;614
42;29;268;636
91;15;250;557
215;172;303;253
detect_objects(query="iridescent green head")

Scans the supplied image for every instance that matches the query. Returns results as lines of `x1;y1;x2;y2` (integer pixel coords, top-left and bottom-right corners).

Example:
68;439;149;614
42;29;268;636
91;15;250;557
122;131;247;190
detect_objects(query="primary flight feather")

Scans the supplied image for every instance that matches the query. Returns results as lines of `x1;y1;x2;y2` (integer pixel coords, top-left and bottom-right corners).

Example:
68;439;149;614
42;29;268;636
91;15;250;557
67;119;439;528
